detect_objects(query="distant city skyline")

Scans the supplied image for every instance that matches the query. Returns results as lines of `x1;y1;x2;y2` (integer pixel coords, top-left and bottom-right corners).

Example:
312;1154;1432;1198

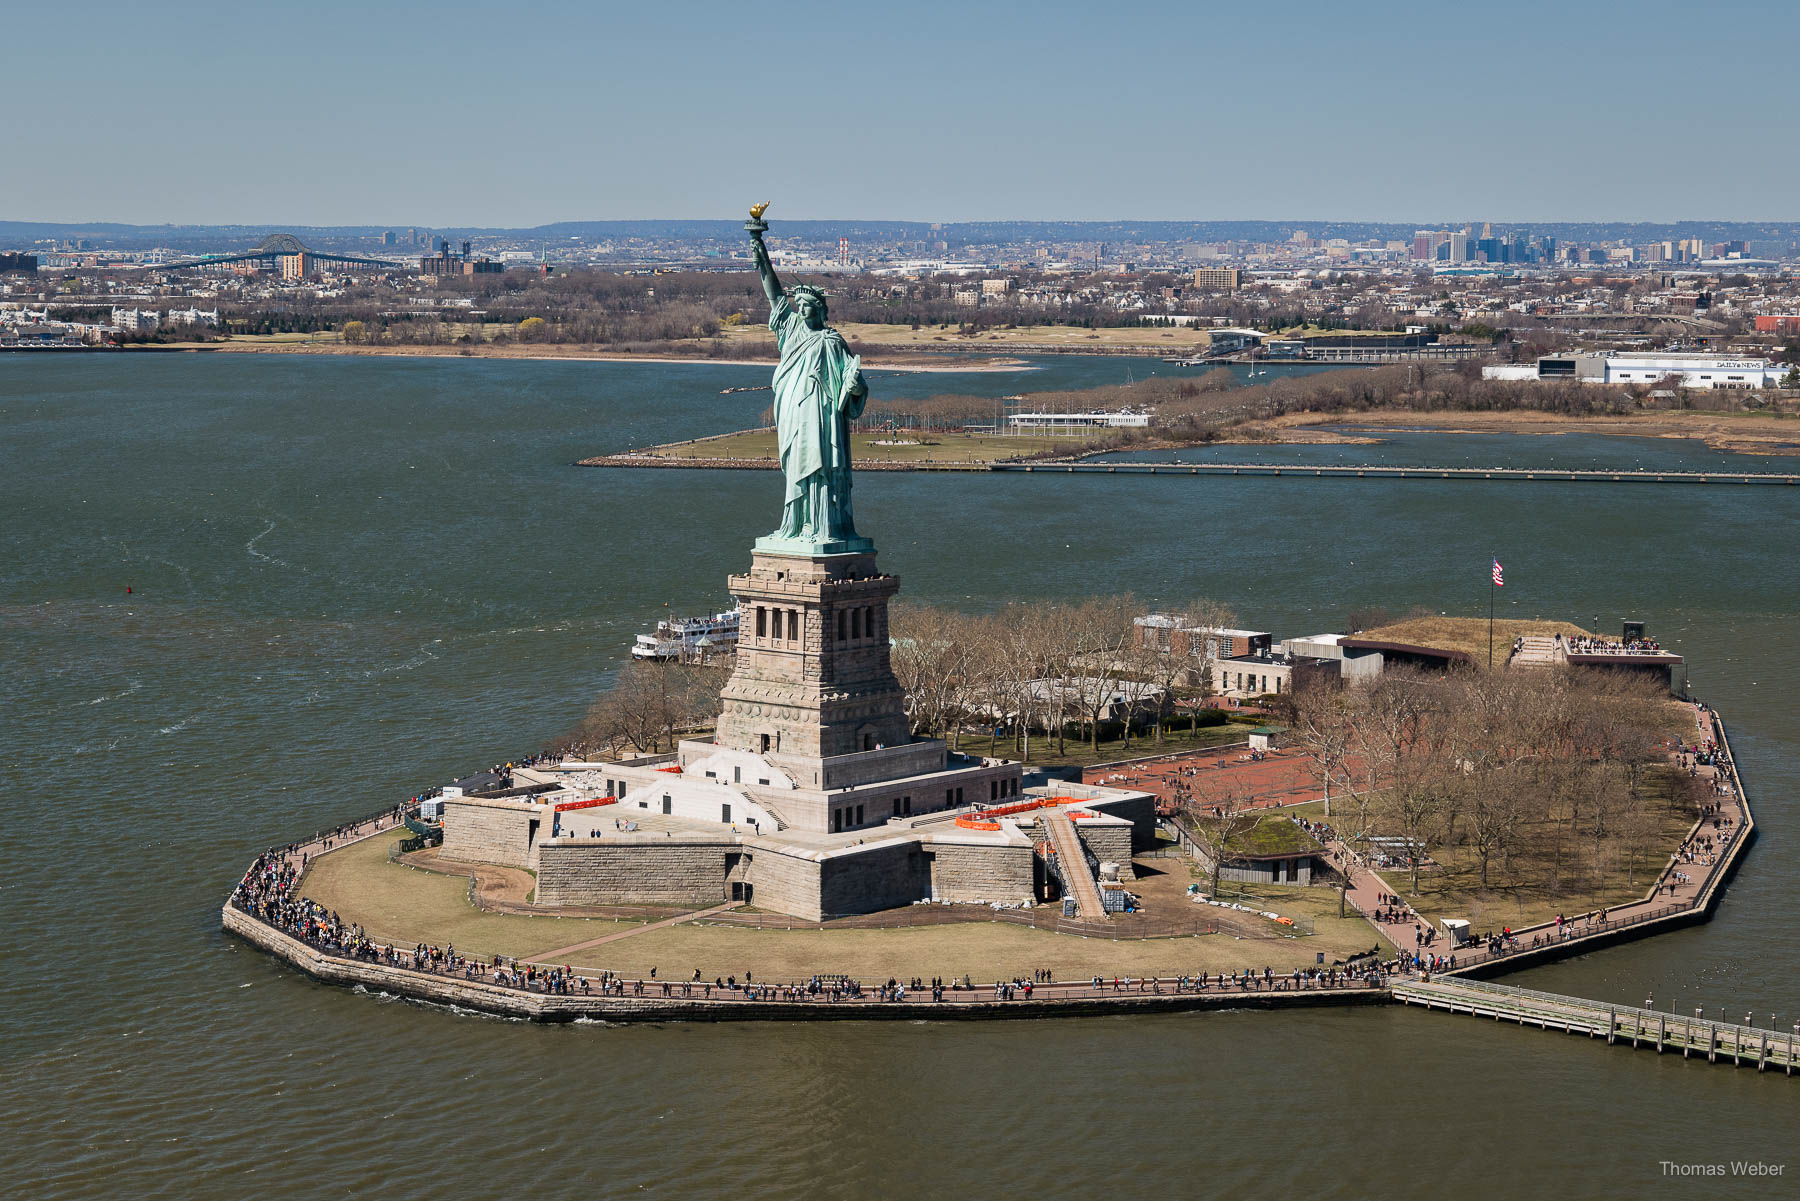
7;0;1798;226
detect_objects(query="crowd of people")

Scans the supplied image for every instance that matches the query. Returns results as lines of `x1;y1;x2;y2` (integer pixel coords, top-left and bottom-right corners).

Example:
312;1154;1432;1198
232;694;1749;1010
1369;889;1415;926
1559;633;1664;655
234;846;1412;1005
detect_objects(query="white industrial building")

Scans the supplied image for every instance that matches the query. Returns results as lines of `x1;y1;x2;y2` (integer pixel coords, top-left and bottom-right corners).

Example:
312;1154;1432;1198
1485;353;1784;390
1006;410;1151;432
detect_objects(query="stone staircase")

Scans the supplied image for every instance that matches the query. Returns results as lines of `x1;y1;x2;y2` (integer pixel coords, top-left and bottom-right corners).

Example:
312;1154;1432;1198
1510;634;1565;669
1041;810;1106;919
746;790;790;831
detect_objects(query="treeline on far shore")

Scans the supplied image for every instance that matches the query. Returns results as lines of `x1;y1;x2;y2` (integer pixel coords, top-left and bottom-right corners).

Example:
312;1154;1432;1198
842;361;1796;459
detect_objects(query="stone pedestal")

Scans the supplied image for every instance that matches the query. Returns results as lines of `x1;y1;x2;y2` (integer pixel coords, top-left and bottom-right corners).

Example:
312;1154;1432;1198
715;550;912;763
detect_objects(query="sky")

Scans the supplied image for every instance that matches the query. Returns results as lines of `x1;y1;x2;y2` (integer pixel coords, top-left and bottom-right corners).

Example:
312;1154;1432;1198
5;0;1796;227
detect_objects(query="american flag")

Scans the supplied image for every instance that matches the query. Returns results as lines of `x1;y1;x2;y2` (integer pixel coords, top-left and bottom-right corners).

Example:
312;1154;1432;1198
1492;557;1505;587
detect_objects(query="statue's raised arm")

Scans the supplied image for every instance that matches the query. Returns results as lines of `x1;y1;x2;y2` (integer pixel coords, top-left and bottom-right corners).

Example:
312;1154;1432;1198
746;201;782;310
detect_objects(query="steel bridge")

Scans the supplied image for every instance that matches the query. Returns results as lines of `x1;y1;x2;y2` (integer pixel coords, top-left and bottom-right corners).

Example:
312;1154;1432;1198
157;233;401;272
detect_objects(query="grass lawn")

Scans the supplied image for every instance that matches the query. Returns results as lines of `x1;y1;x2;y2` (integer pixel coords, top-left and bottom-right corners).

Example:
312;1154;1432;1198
627;427;1091;465
1234;815;1327;857
300;836;641;961
1356;617;1594;669
296;833;1371;981
560;920;1334;982
1130;856;1380;955
952;721;1251;770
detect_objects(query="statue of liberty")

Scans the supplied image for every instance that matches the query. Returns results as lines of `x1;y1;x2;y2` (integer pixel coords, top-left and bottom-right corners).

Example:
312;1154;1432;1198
746;203;873;555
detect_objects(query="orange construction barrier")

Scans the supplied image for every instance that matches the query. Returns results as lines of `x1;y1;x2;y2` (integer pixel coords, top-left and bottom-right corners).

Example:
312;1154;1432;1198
953;796;1099;830
554;796;620;813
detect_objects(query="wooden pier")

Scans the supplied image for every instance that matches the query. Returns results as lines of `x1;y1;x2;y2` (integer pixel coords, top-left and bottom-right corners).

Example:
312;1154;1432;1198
1394;977;1800;1073
1387;713;1777;1072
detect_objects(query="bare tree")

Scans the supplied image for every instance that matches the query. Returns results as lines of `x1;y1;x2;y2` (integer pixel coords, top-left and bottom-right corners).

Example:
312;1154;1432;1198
1182;781;1264;900
1065;595;1137;751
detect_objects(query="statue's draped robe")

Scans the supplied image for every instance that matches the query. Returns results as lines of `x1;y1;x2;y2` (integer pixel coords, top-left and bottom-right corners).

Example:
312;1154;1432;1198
769;294;864;541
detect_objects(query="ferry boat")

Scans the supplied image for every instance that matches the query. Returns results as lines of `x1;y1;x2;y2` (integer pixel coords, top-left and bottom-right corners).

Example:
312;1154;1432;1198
630;608;740;662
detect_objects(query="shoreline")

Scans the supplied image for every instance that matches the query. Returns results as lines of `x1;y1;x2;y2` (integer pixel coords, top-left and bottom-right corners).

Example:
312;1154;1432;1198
1267;409;1800;456
222;904;1389;1022
121;341;1033;374
586;412;1800;468
221;716;1758;1024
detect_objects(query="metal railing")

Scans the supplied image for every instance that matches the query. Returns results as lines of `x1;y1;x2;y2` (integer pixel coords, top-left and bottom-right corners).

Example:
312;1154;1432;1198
1409;979;1799;1066
1442;902;1693;972
229;899;1383;1005
264;800;413;858
1432;977;1782;1042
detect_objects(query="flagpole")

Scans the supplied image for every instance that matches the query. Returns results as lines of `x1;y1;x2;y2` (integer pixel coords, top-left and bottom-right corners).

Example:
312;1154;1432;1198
1488;553;1496;669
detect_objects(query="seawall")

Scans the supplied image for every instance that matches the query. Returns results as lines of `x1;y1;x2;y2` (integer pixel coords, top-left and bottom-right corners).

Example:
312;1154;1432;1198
221;904;1388;1023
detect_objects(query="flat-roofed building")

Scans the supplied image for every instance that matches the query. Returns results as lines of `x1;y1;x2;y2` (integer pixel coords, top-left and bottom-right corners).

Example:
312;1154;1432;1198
1007;410;1150;432
1491;354;1782;390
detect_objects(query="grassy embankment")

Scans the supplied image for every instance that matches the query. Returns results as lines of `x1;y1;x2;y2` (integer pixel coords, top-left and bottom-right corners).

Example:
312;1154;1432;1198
611;427;1094;466
1264;407;1800;456
1356;617;1594;671
300;834;1378;980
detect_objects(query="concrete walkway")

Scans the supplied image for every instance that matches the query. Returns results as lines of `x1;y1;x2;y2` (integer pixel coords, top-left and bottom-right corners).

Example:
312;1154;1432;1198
530;901;742;962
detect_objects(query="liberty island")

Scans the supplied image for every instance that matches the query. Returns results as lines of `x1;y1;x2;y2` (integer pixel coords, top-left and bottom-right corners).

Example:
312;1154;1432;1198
216;223;1778;1050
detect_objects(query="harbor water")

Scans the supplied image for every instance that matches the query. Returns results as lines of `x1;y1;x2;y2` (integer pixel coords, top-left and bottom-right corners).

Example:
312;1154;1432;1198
2;353;1796;1199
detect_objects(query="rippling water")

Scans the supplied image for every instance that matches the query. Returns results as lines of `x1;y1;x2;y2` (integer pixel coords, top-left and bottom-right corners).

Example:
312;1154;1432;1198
2;354;1796;1200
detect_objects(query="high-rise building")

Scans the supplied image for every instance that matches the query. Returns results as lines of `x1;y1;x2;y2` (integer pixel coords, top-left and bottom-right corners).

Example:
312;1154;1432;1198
277;252;315;280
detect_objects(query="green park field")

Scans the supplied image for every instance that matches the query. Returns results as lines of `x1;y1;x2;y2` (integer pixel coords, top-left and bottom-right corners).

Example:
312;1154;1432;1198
609;426;1093;465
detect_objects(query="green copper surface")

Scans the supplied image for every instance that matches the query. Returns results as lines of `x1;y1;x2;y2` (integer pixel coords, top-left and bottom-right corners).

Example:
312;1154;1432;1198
747;206;873;554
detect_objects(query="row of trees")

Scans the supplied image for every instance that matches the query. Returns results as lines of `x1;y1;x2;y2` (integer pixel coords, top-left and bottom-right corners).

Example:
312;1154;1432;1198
890;594;1237;757
1223;668;1694;915
561;595;1240;762
836;361;1694;450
